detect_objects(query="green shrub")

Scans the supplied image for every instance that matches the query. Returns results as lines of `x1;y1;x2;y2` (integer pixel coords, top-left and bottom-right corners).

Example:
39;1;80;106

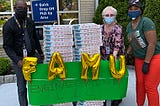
143;0;160;40
0;58;11;75
0;19;6;27
0;0;11;12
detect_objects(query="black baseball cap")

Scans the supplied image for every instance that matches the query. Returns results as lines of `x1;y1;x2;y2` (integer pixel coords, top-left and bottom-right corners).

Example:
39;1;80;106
128;0;142;8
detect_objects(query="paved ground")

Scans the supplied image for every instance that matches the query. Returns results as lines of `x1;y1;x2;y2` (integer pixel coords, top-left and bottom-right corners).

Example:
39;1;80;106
1;66;159;106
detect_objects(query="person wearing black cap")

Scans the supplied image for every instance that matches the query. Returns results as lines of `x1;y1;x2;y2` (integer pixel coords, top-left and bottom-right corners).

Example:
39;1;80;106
126;0;160;106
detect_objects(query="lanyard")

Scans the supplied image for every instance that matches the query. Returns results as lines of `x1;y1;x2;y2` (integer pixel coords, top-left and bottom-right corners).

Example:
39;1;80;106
14;15;27;29
14;15;28;57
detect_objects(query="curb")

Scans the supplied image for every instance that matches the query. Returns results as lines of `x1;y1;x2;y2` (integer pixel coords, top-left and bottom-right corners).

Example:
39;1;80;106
0;74;16;85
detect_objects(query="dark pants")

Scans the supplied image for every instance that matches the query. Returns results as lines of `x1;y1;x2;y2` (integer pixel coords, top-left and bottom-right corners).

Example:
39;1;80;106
13;62;28;106
103;99;122;106
72;102;77;106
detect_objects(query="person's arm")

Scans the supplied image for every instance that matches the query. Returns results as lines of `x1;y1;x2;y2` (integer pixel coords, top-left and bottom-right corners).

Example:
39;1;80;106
127;45;132;54
3;23;22;64
144;30;157;63
141;30;156;74
113;25;123;58
141;17;157;74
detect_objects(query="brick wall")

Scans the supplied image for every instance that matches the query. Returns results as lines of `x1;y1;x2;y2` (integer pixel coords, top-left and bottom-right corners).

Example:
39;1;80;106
80;0;96;23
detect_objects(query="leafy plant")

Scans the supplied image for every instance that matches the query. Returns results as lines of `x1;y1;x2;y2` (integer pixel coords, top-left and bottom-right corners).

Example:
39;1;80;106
0;0;11;12
0;58;11;75
0;19;6;27
143;0;160;40
61;13;70;19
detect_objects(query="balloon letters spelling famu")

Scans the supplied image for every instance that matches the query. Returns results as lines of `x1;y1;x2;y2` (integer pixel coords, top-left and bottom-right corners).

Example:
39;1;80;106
22;52;126;81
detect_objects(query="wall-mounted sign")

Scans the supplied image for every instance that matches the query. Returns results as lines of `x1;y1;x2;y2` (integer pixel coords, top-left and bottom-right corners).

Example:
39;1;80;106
31;0;57;23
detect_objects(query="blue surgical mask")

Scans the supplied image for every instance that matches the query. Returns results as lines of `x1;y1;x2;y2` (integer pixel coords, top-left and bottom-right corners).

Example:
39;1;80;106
128;10;141;20
104;16;115;24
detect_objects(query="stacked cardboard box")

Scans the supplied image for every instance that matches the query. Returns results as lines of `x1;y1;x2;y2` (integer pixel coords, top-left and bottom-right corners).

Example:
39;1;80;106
73;23;102;61
43;25;74;63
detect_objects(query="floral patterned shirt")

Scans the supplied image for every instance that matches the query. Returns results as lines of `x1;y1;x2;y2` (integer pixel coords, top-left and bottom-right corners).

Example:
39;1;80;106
100;23;125;60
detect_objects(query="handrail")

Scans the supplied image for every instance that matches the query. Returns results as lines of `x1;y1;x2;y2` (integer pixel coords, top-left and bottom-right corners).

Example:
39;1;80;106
69;18;78;25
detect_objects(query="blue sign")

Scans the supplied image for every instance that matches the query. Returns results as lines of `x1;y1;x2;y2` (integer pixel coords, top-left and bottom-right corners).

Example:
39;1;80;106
31;0;57;23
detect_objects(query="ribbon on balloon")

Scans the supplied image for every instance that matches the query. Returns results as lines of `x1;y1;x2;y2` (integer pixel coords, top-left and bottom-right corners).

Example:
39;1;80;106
48;52;66;80
81;52;101;80
109;54;126;80
22;57;38;82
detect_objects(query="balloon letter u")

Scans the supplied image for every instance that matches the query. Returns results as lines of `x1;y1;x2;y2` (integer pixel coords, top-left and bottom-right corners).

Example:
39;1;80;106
109;54;126;79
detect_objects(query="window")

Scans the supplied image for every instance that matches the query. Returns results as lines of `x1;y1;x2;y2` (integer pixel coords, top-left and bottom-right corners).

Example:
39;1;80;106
0;0;80;36
57;0;80;25
59;0;78;11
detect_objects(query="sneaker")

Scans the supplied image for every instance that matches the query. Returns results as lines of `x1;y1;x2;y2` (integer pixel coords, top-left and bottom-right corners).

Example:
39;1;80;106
111;99;122;106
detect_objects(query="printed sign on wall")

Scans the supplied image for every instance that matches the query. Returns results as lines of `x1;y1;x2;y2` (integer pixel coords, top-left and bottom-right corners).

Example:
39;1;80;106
31;0;57;23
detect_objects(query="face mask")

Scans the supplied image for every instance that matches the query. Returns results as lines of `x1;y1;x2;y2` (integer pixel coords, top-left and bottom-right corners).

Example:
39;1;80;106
15;8;27;19
128;10;141;20
104;16;115;24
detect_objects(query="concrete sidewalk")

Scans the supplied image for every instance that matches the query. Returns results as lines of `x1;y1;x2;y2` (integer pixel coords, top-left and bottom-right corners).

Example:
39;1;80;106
0;66;159;106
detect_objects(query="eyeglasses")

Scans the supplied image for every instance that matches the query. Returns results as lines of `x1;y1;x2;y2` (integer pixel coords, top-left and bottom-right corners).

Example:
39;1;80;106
103;14;115;17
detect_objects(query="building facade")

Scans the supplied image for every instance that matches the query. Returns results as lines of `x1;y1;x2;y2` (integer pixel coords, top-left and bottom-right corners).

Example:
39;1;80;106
0;0;99;57
0;0;99;28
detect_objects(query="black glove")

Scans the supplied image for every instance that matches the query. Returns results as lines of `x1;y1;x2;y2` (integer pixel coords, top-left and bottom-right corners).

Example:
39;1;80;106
142;62;149;74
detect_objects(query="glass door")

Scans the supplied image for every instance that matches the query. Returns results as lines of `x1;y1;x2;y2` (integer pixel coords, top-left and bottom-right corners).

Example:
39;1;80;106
57;0;80;25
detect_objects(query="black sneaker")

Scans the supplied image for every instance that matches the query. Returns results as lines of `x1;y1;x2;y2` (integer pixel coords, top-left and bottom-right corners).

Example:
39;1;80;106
111;99;122;106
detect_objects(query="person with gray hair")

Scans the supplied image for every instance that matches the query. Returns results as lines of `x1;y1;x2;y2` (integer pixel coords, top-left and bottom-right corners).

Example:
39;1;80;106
102;6;117;19
100;6;125;106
